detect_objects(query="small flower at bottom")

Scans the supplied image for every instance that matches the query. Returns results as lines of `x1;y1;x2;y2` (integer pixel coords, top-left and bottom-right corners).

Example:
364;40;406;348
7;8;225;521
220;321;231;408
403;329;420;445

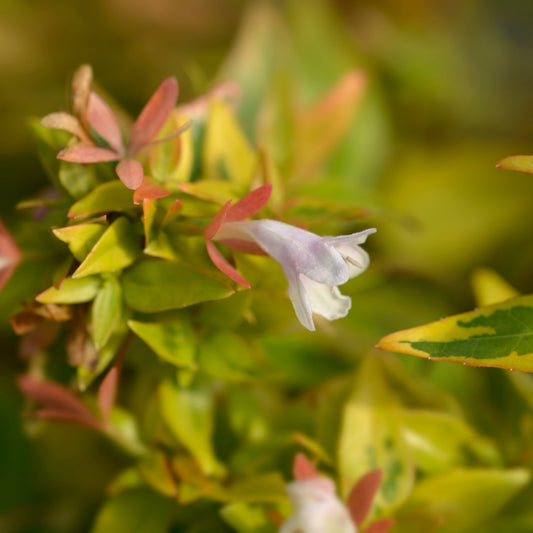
204;185;375;331
279;454;394;533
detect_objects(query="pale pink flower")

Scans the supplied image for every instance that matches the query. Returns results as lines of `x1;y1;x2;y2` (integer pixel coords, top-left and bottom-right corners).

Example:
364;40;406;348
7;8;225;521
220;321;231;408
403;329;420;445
204;185;375;331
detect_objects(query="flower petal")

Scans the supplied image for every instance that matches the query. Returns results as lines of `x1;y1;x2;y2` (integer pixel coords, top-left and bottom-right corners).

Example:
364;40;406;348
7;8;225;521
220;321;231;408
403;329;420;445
129;77;179;155
206;240;250;288
116;158;144;190
88;92;125;154
58;145;120;163
299;274;351;321
216;220;350;286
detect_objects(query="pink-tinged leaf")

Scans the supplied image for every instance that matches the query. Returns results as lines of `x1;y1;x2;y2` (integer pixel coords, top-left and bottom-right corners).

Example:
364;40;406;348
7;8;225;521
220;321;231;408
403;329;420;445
177;81;241;118
293;453;320;481
363;518;395;533
71;64;93;128
144;119;192;149
225;183;272;222
204;200;232;239
35;409;102;430
40;112;92;144
58;145;120;163
348;469;383;527
0;219;21;292
98;362;121;424
206;240;250;288
116;158;144;190
133;177;172;205
496;155;533;174
88;92;125;154
162;199;183;226
18;375;101;429
129;77;179;155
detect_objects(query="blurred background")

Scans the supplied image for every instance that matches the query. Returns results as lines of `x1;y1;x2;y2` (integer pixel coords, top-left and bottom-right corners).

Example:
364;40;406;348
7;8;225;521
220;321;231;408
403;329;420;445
2;0;533;531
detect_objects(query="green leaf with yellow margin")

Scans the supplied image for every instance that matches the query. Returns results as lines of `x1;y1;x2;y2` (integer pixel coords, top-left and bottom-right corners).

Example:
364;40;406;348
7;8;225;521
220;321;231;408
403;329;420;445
377;295;533;372
73;217;141;278
338;356;414;508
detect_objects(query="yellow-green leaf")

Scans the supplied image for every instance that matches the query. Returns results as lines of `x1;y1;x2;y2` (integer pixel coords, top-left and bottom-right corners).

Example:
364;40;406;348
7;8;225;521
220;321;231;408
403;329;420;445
496;154;533;174
338;356;414;508
203;100;256;185
471;268;519;307
53;222;106;262
378;295;533;372
128;318;196;369
37;276;101;304
91;275;122;350
73;217;140;278
69;181;134;218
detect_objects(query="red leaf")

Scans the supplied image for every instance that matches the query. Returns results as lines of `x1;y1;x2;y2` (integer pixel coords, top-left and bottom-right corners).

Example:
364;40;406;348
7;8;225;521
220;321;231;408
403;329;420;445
88;92;125;154
204;200;232;239
363;518;395;533
18;375;101;429
133;177;172;204
116;158;144;190
98;362;121;424
58;145;120;163
226;183;272;222
206;240;250;288
293;453;320;481
0;219;21;292
129;77;179;155
36;409;102;430
162;199;183;226
347;469;383;527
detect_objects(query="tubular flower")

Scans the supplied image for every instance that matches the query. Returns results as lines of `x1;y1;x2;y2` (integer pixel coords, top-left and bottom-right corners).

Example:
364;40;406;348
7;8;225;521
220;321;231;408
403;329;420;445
43;73;188;190
278;454;394;533
280;476;357;533
204;184;375;331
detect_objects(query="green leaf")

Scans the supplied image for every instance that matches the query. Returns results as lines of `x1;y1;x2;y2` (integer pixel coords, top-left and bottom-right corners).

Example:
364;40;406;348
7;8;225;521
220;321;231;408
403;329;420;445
377;295;533;372
338;357;413;508
91;488;173;533
69;181;134;218
53;222;107;262
496;154;533;174
128;318;196;368
400;410;500;474
397;468;530;533
198;330;268;382
91;275;123;350
159;378;224;476
122;258;233;313
59;160;99;199
73;217;140;278
29;118;70;192
203;100;256;185
36;276;101;304
220;502;273;533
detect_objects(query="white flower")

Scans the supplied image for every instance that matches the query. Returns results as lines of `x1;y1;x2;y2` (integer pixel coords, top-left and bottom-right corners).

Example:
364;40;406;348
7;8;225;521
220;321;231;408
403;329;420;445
280;476;358;533
213;219;376;331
